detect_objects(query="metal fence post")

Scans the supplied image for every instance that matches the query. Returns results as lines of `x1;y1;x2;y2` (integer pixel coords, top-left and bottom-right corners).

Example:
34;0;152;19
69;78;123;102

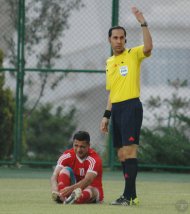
108;0;120;169
112;0;119;26
14;0;25;164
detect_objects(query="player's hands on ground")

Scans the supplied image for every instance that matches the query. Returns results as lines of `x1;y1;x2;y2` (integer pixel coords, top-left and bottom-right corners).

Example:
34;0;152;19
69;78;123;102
100;117;109;133
131;6;145;24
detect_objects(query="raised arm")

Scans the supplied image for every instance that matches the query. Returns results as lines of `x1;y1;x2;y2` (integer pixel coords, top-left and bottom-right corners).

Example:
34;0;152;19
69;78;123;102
132;6;153;55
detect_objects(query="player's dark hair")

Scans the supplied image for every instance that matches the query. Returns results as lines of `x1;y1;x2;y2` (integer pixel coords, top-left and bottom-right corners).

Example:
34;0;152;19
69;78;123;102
108;26;127;38
73;131;90;144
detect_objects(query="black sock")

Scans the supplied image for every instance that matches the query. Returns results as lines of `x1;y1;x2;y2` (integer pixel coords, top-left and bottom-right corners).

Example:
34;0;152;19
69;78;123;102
121;162;125;195
121;161;125;176
123;158;138;200
131;159;138;200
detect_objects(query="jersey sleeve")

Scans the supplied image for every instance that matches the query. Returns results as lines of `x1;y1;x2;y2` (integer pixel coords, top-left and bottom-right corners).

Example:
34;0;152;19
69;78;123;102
86;155;102;176
57;152;72;168
133;45;151;60
106;62;111;91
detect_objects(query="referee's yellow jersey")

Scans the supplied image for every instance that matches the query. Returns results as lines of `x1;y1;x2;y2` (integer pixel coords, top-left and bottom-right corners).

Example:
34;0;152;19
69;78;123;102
106;45;150;103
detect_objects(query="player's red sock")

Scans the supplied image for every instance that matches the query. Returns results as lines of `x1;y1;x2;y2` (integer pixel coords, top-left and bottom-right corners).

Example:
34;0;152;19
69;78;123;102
57;172;70;191
75;190;91;204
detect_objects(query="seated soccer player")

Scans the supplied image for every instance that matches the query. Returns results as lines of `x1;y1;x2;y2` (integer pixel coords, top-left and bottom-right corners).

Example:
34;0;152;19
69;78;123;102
50;131;104;204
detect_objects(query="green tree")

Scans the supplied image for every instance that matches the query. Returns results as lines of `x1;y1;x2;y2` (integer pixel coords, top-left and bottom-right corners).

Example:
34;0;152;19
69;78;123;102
0;50;15;160
5;0;84;112
3;0;83;163
26;103;77;161
139;79;190;166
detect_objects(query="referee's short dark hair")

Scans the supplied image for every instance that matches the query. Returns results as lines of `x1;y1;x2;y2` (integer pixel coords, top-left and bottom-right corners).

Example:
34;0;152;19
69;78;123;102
73;131;90;144
108;26;127;38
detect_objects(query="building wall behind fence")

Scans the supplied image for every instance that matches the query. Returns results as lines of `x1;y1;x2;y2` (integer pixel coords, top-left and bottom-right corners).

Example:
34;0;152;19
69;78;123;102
0;0;190;169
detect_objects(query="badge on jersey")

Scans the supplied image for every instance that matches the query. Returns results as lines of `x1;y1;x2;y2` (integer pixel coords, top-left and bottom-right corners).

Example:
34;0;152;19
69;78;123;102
119;65;128;76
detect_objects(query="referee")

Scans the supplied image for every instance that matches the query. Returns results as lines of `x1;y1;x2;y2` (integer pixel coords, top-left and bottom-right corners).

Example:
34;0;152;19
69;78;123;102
100;7;153;206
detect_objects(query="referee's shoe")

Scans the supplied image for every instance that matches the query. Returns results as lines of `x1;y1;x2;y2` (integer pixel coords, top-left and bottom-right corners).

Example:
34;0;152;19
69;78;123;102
111;196;140;206
130;197;139;205
110;196;130;206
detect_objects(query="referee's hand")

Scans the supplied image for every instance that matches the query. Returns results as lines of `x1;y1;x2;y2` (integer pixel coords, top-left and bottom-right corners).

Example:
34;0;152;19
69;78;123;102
100;118;109;133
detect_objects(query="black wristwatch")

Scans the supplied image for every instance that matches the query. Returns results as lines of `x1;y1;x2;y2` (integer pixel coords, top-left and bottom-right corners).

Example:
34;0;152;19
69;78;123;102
141;21;148;27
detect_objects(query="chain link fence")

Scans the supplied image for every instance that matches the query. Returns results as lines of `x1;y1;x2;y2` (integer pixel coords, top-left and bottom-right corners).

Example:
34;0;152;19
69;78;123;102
0;0;190;169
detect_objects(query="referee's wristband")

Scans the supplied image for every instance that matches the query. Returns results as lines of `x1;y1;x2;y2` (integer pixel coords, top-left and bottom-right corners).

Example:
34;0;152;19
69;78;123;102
141;21;148;27
103;110;111;119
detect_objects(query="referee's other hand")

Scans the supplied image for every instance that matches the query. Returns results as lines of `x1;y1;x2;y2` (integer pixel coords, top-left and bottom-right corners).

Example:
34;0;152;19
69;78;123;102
100;118;109;134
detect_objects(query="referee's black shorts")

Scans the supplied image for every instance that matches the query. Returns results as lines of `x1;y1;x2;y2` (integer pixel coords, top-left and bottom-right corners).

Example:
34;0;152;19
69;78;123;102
111;98;143;148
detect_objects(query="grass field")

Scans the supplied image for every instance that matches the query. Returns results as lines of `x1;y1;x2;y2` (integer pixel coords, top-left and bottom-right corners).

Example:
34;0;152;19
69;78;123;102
0;167;190;214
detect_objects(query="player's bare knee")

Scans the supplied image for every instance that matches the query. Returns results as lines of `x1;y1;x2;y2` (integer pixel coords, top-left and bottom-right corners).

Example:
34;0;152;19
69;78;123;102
117;148;126;162
124;145;138;158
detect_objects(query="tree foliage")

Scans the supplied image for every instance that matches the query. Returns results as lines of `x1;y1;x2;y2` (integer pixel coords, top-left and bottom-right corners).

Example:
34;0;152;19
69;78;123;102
26;103;77;161
5;0;84;112
2;1;84;162
139;79;190;166
0;50;15;160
